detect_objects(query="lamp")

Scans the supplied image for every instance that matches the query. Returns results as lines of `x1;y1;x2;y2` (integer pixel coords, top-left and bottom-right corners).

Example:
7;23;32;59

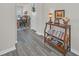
48;12;53;23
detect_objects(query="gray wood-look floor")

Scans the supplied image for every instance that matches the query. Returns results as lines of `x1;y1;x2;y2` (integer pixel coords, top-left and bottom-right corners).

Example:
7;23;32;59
2;28;77;56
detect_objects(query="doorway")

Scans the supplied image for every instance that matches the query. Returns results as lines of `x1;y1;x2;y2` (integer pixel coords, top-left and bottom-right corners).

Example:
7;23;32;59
16;6;31;31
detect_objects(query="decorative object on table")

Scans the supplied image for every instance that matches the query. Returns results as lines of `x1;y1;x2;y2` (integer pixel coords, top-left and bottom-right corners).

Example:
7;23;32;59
62;17;70;25
54;10;65;25
55;10;65;19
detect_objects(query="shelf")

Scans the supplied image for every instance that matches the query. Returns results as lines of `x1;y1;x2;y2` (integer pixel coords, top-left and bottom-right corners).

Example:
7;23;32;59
54;45;65;53
44;21;71;55
45;39;65;54
46;22;70;28
45;32;64;42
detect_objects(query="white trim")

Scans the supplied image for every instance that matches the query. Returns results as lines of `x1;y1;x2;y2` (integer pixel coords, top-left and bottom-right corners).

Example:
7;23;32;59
16;40;18;44
31;27;37;32
0;45;16;56
31;28;44;36
71;48;79;55
36;31;44;36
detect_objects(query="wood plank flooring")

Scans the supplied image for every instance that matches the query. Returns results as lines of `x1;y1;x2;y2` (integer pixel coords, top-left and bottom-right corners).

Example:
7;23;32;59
2;28;77;56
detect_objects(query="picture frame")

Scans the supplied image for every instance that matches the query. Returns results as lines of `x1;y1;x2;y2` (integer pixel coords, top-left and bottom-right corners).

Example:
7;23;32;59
55;10;65;19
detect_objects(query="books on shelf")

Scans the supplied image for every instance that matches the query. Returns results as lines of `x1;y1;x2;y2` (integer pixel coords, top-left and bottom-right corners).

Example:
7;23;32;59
51;37;64;47
48;29;53;35
58;31;65;40
47;27;65;40
51;37;58;45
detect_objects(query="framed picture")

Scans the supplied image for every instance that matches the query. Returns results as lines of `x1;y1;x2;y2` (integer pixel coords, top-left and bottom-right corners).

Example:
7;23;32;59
55;10;65;19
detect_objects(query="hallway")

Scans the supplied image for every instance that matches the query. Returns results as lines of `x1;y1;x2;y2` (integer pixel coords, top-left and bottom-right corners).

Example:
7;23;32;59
0;3;79;57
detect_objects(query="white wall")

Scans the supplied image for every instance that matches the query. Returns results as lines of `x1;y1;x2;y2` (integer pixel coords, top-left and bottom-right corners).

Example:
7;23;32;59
33;4;45;35
0;4;16;55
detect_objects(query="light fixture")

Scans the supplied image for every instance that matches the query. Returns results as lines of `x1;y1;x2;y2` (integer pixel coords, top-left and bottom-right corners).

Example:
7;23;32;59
32;3;36;13
32;3;36;16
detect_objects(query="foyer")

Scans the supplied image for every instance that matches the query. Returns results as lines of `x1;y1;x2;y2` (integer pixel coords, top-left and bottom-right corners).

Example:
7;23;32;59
0;3;79;56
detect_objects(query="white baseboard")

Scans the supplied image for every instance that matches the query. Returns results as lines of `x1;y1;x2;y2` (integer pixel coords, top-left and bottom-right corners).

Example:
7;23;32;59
71;49;79;55
0;45;16;56
31;27;36;31
30;28;44;36
36;31;44;36
16;40;18;44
